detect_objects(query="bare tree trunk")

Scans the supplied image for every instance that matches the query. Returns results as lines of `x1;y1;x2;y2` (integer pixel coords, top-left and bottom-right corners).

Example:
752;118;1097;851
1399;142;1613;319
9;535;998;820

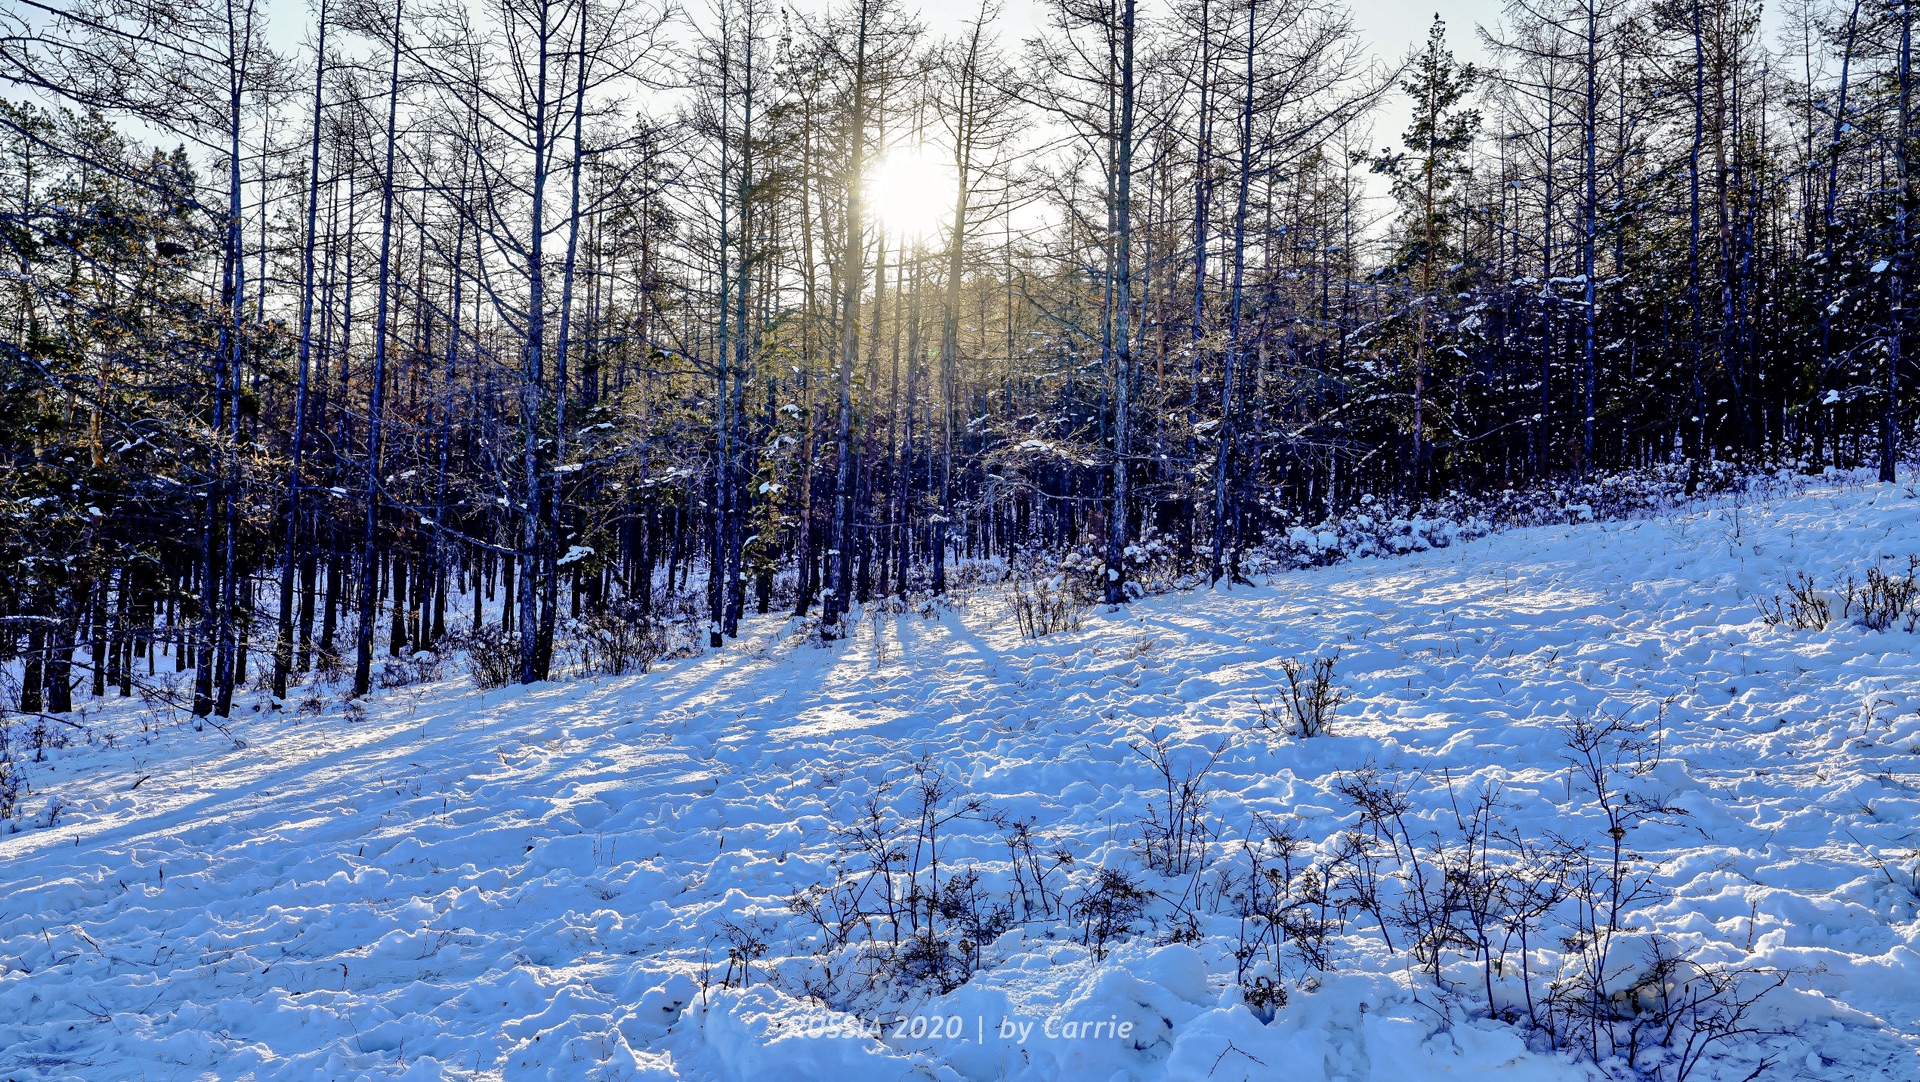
723;12;757;638
1209;0;1252;585
1815;0;1861;474
1889;2;1911;483
352;0;405;699
274;1;328;699
545;0;592;667
1579;0;1598;478
1187;0;1213;571
212;4;256;717
1104;0;1138;607
517;5;556;684
934;7;991;597
822;2;872;638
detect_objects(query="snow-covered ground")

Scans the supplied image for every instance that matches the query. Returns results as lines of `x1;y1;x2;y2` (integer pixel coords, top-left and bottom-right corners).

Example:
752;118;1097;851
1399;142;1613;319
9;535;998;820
5;475;1920;1082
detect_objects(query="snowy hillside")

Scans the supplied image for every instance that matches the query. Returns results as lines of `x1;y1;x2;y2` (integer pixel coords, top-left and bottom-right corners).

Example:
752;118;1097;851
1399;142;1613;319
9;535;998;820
5;475;1920;1082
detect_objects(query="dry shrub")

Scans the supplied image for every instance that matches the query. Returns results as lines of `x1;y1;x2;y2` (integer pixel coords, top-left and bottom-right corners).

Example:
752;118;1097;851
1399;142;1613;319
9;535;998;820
1842;558;1920;631
565;607;667;677
449;624;520;689
1255;650;1346;737
1757;571;1830;630
1009;573;1091;639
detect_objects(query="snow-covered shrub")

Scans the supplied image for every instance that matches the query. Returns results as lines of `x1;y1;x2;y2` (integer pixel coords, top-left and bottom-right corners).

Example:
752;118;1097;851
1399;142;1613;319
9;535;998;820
1222;702;1789;1082
310;646;345;682
1260;463;1749;575
1585;940;1787;1082
712;917;772;990
1117;525;1182;595
1842;557;1920;632
564;606;669;677
913;867;1013;991
1526;704;1788;1081
376;649;445;689
0;760;22;828
449;624;520;688
0;724;27;828
745;705;1786;1074
1547;706;1672;1038
1002;815;1073;922
296;682;328;716
942;554;1003;592
1069;868;1150;962
782;760;1001;1007
1757;571;1832;630
28;792;66;829
1000;546;1097;638
1227;816;1337;1018
997;530;1180;623
1131;729;1225;878
1326;768;1479;983
1763;557;1920;634
1253;651;1346;738
773;755;1190;1007
1007;573;1089;638
27;714;68;760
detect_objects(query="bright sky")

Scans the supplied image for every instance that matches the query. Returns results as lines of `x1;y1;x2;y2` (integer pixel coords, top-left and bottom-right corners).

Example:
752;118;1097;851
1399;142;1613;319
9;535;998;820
245;0;1493;160
883;0;1501;148
856;0;1497;235
886;0;1492;60
234;0;1498;242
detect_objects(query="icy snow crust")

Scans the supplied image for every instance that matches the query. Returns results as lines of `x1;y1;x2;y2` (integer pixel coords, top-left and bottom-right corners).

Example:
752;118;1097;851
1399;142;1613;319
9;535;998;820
5;477;1920;1081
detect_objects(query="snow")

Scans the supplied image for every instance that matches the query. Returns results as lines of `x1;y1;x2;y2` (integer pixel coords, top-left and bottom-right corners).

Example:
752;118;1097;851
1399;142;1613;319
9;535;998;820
5;474;1920;1081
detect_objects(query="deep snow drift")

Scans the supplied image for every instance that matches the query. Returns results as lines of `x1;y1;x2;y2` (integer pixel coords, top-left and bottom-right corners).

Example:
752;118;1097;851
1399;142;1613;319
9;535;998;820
4;475;1920;1082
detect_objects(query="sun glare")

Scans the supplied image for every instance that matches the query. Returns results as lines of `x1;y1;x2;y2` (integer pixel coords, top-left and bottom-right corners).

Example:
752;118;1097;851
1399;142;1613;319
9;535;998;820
868;148;955;240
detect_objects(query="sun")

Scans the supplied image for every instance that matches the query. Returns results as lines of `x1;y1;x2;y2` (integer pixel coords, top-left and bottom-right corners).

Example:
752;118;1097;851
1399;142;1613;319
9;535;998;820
868;147;956;240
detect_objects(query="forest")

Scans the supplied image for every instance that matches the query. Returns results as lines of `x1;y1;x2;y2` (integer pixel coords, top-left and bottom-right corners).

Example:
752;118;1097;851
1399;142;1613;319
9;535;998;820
0;0;1914;718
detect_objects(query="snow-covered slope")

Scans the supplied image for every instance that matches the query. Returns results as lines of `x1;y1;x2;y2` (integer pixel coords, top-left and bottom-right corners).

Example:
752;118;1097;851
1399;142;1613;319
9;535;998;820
5;476;1920;1082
